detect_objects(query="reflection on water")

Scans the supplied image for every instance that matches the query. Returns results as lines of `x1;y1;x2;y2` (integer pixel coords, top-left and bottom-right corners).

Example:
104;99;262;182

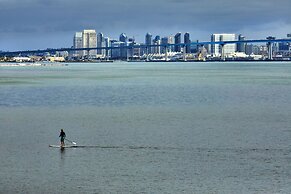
1;62;291;193
60;147;65;154
59;147;66;168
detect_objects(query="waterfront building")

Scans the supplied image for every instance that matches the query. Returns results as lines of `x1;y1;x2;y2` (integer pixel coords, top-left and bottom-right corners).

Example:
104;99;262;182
97;32;104;55
119;33;128;59
246;44;260;55
129;37;136;43
104;37;110;58
168;35;175;52
110;40;123;59
279;34;291;51
161;37;169;53
174;32;182;52
128;42;141;59
139;43;146;56
279;42;289;51
237;34;246;53
145;33;152;54
73;32;83;57
153;36;161;54
119;33;128;43
253;45;261;55
82;29;97;58
184;32;191;53
260;45;268;56
190;40;199;53
154;35;161;42
211;33;236;56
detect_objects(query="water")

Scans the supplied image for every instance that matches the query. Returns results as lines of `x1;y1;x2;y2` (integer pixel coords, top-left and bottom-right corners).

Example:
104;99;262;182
1;62;291;193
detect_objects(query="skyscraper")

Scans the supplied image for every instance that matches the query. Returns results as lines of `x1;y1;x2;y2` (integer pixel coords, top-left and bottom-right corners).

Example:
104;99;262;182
82;29;97;57
145;33;152;54
174;32;182;52
161;37;169;53
73;32;83;57
97;32;104;55
211;33;236;56
153;35;161;54
184;32;191;53
104;37;110;58
119;33;128;43
237;34;246;53
119;33;128;59
168;35;174;52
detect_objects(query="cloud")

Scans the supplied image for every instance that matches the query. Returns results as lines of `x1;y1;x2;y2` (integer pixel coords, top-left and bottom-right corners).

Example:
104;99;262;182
238;21;291;40
0;0;290;50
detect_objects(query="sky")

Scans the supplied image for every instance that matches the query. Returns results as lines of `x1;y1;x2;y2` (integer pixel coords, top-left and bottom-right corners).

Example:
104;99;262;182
0;0;290;51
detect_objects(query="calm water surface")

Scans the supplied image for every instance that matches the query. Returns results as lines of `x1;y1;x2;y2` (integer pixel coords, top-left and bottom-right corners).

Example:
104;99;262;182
1;62;291;193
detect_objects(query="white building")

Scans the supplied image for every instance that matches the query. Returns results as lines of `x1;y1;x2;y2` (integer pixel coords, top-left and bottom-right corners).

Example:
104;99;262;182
82;29;97;58
211;33;236;57
168;35;175;52
73;32;83;57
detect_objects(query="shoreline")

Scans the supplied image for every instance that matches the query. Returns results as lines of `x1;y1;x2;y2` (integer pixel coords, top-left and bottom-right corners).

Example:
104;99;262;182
1;60;291;66
0;63;68;67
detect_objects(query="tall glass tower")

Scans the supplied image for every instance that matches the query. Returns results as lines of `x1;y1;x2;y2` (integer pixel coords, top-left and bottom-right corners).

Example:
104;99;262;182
174;32;182;52
145;33;152;54
184;32;191;53
237;34;245;53
97;32;104;55
119;33;128;43
119;33;128;59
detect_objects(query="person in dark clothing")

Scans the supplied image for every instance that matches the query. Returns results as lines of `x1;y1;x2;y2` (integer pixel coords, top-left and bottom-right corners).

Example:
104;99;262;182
59;129;66;147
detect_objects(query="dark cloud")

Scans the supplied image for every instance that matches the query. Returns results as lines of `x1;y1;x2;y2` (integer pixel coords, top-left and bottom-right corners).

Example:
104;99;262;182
0;0;290;50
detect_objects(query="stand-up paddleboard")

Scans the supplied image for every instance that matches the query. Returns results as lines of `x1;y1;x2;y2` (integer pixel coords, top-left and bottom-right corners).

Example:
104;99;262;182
49;145;121;149
49;145;78;148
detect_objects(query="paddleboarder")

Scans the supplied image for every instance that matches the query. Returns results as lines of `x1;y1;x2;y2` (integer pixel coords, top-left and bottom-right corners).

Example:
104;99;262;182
59;129;66;147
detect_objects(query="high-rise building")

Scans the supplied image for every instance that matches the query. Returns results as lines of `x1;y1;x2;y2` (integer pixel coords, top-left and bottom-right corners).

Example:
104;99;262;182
184;32;191;53
153;36;161;54
82;29;97;57
211;33;236;56
73;32;83;57
119;33;128;59
174;32;182;52
119;33;128;43
110;40;123;59
161;37;169;53
237;34;246;53
168;35;174;52
145;33;152;54
278;34;291;51
97;32;104;55
104;37;110;58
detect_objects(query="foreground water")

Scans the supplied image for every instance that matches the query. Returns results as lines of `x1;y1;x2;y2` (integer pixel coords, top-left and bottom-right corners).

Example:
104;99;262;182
1;62;291;193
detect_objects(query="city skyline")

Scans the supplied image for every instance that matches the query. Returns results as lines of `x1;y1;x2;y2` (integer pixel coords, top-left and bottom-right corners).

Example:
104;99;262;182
0;0;291;51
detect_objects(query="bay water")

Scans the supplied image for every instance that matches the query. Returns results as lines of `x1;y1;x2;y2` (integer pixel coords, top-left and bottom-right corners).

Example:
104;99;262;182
1;62;291;193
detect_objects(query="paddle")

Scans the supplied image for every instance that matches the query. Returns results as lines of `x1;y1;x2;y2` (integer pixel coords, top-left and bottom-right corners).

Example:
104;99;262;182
65;138;77;145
